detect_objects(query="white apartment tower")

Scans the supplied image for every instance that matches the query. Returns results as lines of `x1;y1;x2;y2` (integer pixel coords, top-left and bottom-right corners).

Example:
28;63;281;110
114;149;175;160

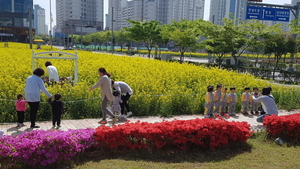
168;0;205;23
108;0;127;31
209;0;247;25
56;0;104;35
34;4;47;35
107;0;205;31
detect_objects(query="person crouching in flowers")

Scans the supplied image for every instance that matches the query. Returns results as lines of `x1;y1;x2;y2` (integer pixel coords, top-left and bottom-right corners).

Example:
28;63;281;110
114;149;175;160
213;84;223;115
204;85;214;118
252;87;278;123
15;94;27;127
48;93;64;129
220;88;228;116
240;87;251;115
111;90;123;118
250;87;261;115
227;87;237;116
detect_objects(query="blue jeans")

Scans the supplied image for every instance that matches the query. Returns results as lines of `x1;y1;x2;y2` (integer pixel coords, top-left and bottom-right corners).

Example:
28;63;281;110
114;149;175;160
257;114;269;123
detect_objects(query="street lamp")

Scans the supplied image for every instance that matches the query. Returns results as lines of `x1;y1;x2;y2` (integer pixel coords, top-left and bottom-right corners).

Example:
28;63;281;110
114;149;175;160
111;7;115;54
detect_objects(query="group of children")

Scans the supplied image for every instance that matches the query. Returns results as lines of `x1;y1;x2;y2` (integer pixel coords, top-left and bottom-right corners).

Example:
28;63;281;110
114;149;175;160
15;93;65;129
204;85;262;118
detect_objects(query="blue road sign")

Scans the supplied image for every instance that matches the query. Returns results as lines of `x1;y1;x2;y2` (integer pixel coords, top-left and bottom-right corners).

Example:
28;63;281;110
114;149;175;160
54;32;67;38
246;6;262;20
246;6;290;22
262;7;276;21
275;8;290;22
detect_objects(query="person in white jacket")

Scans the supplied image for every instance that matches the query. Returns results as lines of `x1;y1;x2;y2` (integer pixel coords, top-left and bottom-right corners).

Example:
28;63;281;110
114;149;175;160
45;61;59;83
111;80;133;117
252;87;278;123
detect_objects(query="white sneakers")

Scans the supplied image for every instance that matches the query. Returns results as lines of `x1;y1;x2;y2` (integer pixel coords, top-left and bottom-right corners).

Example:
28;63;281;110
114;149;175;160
126;111;133;118
17;123;25;127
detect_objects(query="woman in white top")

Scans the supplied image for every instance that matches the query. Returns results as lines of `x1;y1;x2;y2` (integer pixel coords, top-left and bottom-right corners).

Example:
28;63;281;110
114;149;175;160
45;61;59;83
111;80;133;117
252;87;278;123
90;67;117;124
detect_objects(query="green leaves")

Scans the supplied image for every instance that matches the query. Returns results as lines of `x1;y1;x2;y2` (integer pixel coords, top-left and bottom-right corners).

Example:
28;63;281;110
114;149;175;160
161;19;206;63
123;20;163;57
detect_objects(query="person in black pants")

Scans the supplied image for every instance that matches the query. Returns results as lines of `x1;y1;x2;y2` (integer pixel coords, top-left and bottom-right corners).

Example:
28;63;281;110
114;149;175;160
25;68;53;128
111;80;133;117
48;94;64;129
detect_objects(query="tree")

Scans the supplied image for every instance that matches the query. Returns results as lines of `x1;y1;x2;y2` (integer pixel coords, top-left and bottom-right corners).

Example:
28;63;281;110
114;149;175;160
123;20;162;58
285;35;297;63
202;23;231;68
264;33;288;80
161;19;204;63
219;18;281;69
114;30;131;52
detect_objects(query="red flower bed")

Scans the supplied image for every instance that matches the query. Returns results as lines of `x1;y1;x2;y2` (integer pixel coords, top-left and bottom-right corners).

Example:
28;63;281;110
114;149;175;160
94;118;251;150
263;113;300;141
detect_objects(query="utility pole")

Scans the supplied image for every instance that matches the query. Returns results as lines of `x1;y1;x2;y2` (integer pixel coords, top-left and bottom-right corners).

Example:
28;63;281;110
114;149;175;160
81;20;83;50
49;0;53;50
111;7;114;54
29;4;33;49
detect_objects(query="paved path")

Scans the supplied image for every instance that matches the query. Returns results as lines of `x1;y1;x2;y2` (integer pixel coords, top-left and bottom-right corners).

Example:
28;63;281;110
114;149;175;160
0;110;298;136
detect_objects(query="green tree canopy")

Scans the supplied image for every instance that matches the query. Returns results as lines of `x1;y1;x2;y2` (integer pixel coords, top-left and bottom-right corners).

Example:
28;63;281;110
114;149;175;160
161;19;205;63
123;20;162;58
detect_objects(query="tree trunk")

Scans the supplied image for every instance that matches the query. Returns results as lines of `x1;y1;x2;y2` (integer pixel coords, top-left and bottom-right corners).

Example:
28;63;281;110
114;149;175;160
273;56;280;80
147;49;151;58
232;55;238;70
255;53;259;67
180;52;184;63
217;56;222;69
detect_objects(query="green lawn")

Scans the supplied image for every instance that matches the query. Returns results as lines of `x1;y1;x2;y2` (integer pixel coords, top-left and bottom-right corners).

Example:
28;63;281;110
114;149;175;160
63;132;300;169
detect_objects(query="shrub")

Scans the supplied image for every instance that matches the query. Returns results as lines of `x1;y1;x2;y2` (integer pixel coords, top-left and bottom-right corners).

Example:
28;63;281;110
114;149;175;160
263;113;300;142
94;118;251;151
0;129;95;168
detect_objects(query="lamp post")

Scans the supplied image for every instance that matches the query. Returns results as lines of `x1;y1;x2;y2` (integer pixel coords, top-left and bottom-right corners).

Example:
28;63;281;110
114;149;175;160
49;0;53;50
29;4;33;49
111;7;114;54
80;20;83;50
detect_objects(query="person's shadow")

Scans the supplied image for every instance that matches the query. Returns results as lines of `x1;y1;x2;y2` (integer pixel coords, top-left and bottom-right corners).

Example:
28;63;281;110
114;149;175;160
7;126;19;132
8;127;33;136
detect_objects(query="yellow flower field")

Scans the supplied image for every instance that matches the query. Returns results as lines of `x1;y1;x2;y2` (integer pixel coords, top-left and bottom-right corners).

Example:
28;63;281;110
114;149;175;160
0;42;299;122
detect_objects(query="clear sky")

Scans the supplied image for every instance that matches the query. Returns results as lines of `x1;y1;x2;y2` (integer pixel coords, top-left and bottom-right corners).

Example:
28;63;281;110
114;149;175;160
34;0;291;31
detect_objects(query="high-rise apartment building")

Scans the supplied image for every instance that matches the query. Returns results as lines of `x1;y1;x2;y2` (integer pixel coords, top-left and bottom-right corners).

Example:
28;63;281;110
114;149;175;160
107;0;205;31
34;4;47;35
56;0;104;35
0;0;33;42
209;0;246;25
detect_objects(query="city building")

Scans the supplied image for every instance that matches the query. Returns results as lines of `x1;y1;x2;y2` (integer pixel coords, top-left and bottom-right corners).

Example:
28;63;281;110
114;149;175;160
107;0;205;31
33;4;47;35
56;0;104;36
209;0;247;25
0;0;34;42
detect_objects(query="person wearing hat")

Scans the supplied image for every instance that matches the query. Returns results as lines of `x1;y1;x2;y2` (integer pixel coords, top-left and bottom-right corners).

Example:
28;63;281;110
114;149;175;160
252;87;278;123
240;87;251;115
227;87;237;116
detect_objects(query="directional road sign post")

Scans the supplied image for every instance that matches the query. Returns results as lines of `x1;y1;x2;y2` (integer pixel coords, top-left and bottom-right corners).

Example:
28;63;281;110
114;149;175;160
246;6;290;22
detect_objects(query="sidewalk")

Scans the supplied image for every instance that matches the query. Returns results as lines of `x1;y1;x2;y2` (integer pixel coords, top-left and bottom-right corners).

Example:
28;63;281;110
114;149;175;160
1;110;298;136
